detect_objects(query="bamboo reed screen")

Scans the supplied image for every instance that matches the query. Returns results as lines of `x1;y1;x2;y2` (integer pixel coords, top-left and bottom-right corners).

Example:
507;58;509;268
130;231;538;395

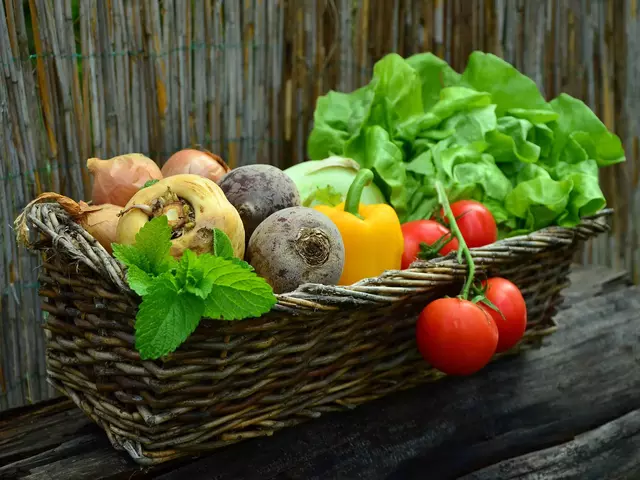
1;0;638;411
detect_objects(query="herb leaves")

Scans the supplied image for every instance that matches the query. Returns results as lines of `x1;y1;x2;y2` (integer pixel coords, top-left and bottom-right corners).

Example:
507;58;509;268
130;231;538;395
112;217;276;360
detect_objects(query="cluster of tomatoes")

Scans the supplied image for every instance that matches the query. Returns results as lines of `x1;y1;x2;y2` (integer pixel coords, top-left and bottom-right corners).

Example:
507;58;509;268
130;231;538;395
400;200;528;376
400;199;498;268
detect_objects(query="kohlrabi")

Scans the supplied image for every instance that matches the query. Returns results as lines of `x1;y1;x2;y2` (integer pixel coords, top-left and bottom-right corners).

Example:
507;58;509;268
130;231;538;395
283;156;387;207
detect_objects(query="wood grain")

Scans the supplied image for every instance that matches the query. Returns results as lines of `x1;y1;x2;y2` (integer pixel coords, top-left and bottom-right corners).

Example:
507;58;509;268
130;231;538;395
460;409;640;480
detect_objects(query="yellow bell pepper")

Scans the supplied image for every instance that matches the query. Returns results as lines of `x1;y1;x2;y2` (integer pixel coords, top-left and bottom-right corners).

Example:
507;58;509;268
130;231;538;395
314;168;404;285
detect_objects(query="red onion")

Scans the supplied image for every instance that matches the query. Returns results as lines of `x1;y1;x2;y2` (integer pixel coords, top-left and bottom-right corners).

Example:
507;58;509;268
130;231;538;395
161;148;230;182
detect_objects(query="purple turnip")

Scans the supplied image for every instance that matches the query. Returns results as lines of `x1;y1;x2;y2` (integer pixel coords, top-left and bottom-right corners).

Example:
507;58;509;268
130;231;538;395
247;207;345;294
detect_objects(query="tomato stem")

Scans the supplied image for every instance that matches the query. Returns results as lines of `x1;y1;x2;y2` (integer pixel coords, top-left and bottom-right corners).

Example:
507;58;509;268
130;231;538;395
434;181;475;300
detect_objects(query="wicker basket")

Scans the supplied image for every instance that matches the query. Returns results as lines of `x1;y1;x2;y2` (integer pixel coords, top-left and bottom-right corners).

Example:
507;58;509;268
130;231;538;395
16;201;611;465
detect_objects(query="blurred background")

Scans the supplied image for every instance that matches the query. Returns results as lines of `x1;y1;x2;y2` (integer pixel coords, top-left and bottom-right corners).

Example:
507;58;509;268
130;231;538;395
1;0;638;411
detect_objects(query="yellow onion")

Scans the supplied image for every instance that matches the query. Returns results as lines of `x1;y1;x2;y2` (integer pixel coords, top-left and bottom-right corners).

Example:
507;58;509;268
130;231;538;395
16;193;120;253
116;174;245;258
161;148;230;182
87;153;163;207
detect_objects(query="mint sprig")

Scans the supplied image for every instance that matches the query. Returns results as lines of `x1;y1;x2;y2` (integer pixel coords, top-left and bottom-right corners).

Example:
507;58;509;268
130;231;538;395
112;217;277;360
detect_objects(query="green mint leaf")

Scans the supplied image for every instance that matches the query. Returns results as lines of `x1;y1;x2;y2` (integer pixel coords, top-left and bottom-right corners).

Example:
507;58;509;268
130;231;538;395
141;179;160;189
126;264;155;296
174;250;214;299
135;273;205;360
175;249;202;289
112;216;176;277
186;253;218;298
112;243;150;272
133;216;176;275
212;228;235;258
174;251;255;300
229;258;255;271
201;257;277;320
186;253;257;298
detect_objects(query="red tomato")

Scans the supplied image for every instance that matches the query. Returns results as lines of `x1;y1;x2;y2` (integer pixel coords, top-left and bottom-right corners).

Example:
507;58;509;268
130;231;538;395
416;298;499;376
401;220;459;269
439;200;497;248
479;277;528;353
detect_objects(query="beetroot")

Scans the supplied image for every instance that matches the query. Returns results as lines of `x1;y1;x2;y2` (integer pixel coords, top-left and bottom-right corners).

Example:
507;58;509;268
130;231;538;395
218;165;300;245
246;207;345;294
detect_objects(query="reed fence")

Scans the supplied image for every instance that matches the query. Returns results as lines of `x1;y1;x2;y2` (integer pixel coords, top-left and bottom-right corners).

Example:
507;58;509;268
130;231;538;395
1;0;638;411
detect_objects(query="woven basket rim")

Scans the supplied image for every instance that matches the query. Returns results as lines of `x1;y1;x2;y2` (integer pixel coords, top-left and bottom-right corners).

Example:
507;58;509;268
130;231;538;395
15;201;612;314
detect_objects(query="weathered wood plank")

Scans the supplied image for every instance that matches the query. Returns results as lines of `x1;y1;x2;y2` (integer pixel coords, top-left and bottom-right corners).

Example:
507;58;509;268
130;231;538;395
561;264;631;307
2;435;107;478
0;399;92;467
460;409;640;480
1;269;636;479
17;447;139;480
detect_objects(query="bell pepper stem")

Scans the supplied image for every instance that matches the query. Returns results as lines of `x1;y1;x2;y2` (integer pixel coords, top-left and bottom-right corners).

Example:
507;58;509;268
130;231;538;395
344;168;374;218
434;181;475;300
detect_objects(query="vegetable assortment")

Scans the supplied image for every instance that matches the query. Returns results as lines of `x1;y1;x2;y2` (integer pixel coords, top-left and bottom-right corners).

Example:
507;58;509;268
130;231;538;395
24;50;623;377
307;51;625;237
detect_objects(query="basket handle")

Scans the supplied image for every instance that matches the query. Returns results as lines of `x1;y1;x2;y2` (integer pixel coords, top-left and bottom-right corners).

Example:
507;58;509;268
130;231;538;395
15;201;131;293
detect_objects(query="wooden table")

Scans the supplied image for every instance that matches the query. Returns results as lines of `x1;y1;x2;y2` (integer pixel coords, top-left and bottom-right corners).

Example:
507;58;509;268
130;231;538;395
1;265;639;480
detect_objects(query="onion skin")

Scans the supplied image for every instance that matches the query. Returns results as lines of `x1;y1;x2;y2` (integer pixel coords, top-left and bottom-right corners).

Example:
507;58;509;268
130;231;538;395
15;192;120;253
161;149;230;182
80;204;122;254
116;174;245;259
87;153;163;207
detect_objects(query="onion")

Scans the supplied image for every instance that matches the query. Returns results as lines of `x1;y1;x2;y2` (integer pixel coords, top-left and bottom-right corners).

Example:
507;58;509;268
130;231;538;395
15;193;121;254
87;153;163;207
161;148;230;182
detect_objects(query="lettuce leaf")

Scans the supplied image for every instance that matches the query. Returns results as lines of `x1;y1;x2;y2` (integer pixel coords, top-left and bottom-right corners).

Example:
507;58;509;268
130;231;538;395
460;51;552;115
405;52;462;111
307;87;375;160
348;126;408;217
306;51;625;235
549;93;626;167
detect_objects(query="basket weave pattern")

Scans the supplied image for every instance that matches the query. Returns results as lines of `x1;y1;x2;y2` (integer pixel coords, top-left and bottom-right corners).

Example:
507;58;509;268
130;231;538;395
19;203;611;464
